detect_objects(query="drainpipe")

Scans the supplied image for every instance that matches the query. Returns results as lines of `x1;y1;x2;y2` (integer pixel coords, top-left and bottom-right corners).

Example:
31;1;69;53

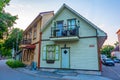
38;32;42;69
96;29;102;71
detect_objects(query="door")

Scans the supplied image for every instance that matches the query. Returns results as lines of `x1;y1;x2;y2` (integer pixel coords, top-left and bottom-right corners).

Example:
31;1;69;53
61;48;70;68
56;21;63;37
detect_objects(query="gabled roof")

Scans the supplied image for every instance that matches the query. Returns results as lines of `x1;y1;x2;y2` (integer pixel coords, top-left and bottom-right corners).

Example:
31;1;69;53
24;11;54;34
41;4;107;37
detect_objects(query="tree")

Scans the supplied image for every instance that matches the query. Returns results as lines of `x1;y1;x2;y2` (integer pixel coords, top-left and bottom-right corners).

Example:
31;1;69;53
114;41;119;47
0;0;18;39
0;28;23;57
4;28;23;50
100;45;114;57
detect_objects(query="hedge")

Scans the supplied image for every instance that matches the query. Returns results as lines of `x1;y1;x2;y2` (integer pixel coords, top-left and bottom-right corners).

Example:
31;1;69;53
6;60;25;68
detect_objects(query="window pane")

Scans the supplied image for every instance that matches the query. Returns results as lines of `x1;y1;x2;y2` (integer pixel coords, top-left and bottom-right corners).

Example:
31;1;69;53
68;19;76;29
47;51;54;60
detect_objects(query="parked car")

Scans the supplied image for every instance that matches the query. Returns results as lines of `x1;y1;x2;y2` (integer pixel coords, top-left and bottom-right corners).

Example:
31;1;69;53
102;58;115;66
101;54;107;63
113;58;120;63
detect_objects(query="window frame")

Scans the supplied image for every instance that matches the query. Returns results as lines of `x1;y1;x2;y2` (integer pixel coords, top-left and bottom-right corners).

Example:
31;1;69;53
33;24;37;39
46;45;55;60
67;18;76;30
42;45;60;61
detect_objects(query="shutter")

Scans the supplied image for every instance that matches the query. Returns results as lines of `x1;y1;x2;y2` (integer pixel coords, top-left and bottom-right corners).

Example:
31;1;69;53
42;46;46;60
55;46;59;60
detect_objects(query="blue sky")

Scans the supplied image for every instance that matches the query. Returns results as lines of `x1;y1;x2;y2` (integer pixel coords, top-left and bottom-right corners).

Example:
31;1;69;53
5;0;120;45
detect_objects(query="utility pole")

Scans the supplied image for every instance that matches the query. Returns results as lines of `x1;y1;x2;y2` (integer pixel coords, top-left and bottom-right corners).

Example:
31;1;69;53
16;30;19;52
15;30;19;60
12;42;15;59
16;31;18;52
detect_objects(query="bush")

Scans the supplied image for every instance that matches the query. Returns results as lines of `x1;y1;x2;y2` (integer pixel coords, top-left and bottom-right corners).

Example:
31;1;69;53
6;60;25;68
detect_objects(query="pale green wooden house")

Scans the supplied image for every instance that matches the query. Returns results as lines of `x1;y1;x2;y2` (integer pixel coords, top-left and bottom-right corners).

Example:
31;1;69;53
40;4;107;71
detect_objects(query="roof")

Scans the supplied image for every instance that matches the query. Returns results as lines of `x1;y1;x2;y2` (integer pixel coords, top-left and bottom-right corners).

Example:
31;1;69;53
41;4;107;37
24;11;54;34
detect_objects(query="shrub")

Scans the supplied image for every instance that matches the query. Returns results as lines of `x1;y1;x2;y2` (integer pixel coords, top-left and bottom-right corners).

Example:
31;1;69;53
6;60;25;68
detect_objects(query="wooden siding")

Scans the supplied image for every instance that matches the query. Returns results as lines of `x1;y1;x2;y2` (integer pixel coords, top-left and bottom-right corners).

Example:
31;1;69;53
40;37;98;70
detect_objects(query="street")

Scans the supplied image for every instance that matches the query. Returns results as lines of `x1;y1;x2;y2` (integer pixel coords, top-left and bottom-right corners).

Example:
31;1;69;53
102;63;120;80
0;60;112;80
0;60;57;80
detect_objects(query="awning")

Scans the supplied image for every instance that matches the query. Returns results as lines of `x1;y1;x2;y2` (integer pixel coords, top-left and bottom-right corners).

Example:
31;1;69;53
26;45;36;49
20;44;36;49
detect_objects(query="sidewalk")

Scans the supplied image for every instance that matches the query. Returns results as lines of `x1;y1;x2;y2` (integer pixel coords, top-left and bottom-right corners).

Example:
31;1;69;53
15;68;112;80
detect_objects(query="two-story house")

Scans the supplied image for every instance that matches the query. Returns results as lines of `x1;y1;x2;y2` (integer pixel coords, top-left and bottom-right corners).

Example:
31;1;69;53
20;11;54;67
40;4;107;71
112;29;120;59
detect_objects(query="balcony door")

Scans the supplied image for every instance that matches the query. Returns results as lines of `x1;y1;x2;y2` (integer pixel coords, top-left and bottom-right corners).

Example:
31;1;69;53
68;19;76;29
56;21;63;37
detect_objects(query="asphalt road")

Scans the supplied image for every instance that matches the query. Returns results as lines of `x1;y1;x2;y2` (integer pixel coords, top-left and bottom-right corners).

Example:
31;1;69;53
102;63;120;80
0;60;56;80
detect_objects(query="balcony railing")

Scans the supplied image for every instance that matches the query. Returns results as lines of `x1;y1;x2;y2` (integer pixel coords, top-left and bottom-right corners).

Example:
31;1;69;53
21;38;31;44
51;25;79;37
50;25;79;41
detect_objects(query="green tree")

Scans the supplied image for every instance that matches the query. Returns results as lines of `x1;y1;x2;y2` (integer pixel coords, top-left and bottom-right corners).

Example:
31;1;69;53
0;28;23;57
114;41;119;47
100;45;114;57
0;0;17;39
4;28;23;50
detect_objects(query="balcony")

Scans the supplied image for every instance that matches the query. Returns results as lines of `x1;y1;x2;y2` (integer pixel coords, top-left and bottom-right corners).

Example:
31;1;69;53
50;25;79;41
20;38;36;49
21;38;32;44
20;38;31;48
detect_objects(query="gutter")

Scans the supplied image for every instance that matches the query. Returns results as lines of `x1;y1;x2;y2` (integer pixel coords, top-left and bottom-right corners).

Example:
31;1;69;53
38;32;42;68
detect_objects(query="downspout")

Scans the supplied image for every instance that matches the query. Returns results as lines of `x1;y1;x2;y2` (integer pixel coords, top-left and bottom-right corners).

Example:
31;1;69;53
38;32;42;69
96;29;102;71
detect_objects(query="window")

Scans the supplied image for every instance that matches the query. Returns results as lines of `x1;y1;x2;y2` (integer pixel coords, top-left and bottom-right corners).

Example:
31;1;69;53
47;45;55;60
29;29;32;39
23;49;31;62
33;24;37;39
42;45;59;61
67;19;76;30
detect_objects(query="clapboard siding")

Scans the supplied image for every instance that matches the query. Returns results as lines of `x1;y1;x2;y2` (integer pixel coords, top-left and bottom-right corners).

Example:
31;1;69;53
40;37;98;70
40;4;107;71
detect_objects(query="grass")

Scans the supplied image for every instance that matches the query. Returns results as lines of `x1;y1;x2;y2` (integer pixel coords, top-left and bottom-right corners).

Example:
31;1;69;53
6;59;25;68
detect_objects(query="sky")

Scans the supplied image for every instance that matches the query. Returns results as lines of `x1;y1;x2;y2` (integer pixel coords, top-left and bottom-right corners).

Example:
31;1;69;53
4;0;120;45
